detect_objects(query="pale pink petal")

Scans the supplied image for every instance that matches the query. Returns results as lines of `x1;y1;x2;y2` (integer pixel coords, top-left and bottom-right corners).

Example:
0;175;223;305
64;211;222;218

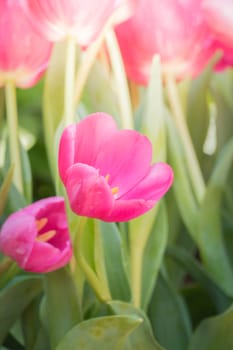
64;163;114;219
0;0;52;88
20;0;134;46
95;130;152;196
202;0;233;47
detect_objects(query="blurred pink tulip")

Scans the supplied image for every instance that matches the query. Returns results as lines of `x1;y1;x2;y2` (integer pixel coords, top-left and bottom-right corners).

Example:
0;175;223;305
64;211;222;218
58;113;173;222
115;0;215;84
202;0;233;47
20;0;135;47
0;0;52;88
0;197;72;273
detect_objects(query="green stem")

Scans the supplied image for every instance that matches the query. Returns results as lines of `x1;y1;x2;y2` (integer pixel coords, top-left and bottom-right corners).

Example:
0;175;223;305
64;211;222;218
75;217;111;302
165;75;206;202
64;36;77;126
5;81;23;193
105;29;133;129
129;208;158;308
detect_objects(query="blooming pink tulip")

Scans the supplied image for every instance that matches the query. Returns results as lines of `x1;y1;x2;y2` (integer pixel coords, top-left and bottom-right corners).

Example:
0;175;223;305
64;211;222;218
0;197;72;273
58;113;173;222
115;0;215;84
0;0;52;88
202;0;233;48
20;0;135;47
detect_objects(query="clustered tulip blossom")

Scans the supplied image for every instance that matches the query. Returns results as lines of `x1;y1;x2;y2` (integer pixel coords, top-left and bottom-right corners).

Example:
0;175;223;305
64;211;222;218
59;113;173;222
0;0;52;88
0;197;72;273
20;0;135;47
114;0;233;85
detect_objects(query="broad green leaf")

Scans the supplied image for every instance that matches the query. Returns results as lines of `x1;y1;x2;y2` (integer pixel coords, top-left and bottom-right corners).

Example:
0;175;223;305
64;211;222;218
141;203;168;310
166;246;232;312
44;267;82;349
55;315;141;350
197;137;233;295
0;276;42;344
109;300;166;350
99;222;131;301
186;60;213;157
188;303;233;350
148;274;191;350
166;112;198;233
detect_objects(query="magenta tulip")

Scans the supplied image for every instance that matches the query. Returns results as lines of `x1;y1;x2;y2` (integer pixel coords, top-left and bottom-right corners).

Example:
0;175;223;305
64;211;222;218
115;0;215;84
0;197;72;273
20;0;135;47
58;113;173;222
0;0;52;88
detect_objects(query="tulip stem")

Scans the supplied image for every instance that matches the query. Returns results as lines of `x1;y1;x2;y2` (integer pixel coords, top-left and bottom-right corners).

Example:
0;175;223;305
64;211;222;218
105;29;134;129
165;75;206;202
64;36;77;126
75;217;111;302
5;80;23;193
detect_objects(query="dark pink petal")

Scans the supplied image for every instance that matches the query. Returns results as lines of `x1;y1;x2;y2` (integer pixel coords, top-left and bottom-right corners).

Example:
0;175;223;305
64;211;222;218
24;240;72;273
0;212;36;267
64;163;114;219
103;198;155;222
121;163;174;201
95;130;152;196
59;113;117;183
0;197;72;273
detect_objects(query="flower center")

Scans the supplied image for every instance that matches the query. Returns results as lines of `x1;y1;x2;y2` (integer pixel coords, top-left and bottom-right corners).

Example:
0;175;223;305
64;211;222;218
105;174;119;196
35;217;56;243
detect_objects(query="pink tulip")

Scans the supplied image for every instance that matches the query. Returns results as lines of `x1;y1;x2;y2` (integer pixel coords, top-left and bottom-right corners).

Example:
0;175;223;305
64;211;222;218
0;0;52;88
202;0;233;47
58;113;173;222
0;197;72;273
115;0;215;84
20;0;135;47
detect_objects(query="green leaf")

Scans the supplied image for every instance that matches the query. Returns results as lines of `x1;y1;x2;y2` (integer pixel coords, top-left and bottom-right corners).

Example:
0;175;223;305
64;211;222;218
166;246;232;312
0;276;42;345
141;203;168;310
55;315;141;350
140;55;167;162
0;165;13;216
43;41;66;175
109;300;166;350
99;222;131;301
44;267;82;349
197;137;233;295
188;303;233;350
148;274;191;350
19;141;32;204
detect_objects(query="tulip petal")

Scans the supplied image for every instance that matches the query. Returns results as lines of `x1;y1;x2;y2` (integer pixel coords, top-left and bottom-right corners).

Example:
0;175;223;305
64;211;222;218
25;241;72;273
121;163;174;201
59;113;117;183
95;130;152;196
64;163;114;219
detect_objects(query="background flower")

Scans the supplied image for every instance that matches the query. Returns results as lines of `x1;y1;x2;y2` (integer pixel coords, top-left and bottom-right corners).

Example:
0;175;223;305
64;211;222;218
20;0;135;47
0;0;52;88
59;113;173;222
0;197;72;273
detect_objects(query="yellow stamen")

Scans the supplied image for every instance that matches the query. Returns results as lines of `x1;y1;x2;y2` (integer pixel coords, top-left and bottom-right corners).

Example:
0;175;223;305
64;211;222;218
35;218;48;231
105;174;110;182
36;230;56;242
111;186;119;195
